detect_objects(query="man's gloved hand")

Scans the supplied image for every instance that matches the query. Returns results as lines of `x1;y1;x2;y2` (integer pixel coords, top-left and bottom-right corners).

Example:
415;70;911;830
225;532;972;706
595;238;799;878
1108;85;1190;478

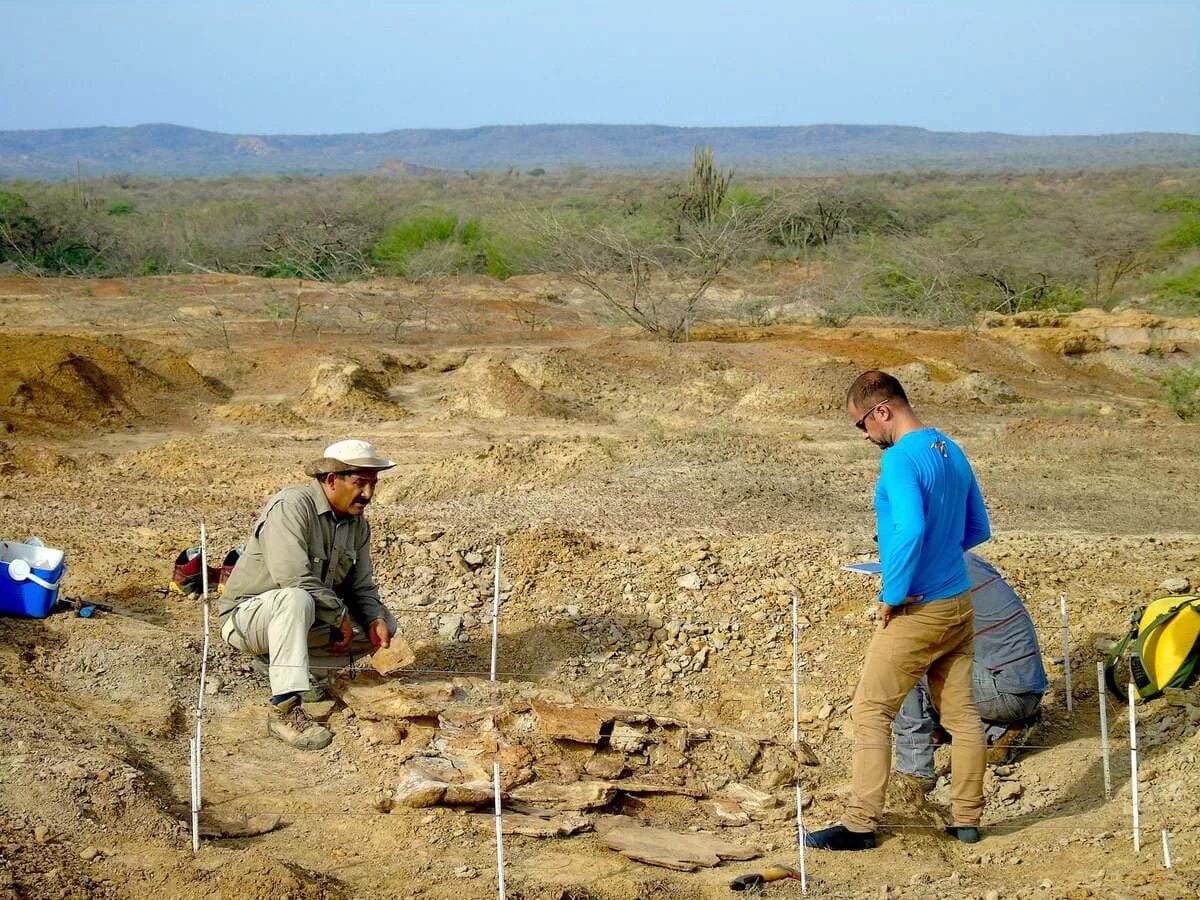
330;612;354;653
368;617;390;650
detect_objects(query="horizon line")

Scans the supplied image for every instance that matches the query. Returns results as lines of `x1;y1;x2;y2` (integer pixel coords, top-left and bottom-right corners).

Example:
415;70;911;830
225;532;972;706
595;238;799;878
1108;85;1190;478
3;121;1199;140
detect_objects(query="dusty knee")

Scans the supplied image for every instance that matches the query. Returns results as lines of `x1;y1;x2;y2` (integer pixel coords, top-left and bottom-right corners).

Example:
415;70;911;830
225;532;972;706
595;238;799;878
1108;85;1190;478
274;587;316;622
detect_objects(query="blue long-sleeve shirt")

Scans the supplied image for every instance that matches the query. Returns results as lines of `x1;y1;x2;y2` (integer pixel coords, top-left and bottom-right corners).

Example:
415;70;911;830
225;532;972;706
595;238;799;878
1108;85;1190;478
874;428;991;606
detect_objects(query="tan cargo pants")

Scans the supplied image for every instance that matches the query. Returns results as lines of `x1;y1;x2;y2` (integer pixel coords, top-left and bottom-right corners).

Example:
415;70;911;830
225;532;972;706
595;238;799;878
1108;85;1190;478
843;591;986;832
220;587;398;696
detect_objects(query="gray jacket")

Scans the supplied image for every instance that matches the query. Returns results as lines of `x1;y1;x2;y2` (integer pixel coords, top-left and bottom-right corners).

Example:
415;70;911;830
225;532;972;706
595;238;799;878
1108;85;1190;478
968;553;1047;695
218;481;389;629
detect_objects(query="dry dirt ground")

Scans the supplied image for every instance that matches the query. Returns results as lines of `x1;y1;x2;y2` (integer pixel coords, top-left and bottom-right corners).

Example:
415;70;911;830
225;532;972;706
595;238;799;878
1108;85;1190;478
0;274;1198;899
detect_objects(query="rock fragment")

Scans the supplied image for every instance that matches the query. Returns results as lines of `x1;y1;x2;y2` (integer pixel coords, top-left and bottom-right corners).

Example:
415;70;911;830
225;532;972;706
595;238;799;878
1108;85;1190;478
371;635;416;675
509;780;616;810
597;817;759;871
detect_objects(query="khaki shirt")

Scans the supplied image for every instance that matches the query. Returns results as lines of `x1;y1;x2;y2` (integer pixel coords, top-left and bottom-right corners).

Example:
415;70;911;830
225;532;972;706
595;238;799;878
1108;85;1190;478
218;481;388;629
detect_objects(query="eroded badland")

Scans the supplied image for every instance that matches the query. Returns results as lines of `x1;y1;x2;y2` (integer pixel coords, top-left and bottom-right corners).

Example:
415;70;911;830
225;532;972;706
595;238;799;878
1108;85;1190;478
0;274;1198;899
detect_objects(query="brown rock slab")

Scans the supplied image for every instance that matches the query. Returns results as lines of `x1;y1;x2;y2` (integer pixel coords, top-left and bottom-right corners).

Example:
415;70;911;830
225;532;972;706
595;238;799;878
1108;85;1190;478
597;819;759;871
792;739;820;767
471;811;593;838
443;780;495;805
394;751;498;808
302;700;336;722
440;707;498;733
333;675;453;720
394;769;447;808
702;798;751;827
648;743;688;769
609;722;649;753
532;701;612;744
360;720;406;745
509;780;617;810
722;782;778;816
615;779;706;798
584;751;627;779
371;635;416;675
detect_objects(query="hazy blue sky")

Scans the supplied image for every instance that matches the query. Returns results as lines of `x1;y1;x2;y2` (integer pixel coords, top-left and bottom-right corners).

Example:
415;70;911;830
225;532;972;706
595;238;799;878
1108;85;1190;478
2;0;1196;135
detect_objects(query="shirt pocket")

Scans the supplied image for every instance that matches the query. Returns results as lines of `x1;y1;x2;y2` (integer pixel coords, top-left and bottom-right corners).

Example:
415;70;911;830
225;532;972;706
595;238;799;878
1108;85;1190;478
332;549;356;586
306;538;329;580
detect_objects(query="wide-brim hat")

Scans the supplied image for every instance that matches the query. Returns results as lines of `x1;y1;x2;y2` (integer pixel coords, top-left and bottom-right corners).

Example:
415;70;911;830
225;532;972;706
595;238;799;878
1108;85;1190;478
305;439;396;476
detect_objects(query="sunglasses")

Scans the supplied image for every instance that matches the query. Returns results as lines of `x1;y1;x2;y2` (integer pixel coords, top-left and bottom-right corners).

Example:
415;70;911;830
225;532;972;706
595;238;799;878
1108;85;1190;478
854;400;889;431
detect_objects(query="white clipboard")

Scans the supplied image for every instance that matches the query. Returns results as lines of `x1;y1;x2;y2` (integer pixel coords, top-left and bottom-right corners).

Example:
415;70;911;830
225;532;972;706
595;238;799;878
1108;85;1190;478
840;561;882;576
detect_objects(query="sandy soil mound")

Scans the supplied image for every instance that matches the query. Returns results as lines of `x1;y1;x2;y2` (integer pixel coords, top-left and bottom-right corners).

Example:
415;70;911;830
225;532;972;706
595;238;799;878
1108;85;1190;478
0;334;216;434
209;401;309;428
731;354;855;418
0;439;78;475
379;438;616;502
295;360;407;422
448;355;581;420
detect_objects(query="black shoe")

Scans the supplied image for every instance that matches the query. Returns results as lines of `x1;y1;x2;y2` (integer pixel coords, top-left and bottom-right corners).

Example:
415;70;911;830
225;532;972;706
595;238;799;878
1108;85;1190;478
945;826;980;844
805;825;877;851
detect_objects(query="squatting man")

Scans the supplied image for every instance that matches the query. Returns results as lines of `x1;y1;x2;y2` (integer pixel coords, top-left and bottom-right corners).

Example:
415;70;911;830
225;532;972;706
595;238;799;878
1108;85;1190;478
894;552;1047;789
218;439;400;750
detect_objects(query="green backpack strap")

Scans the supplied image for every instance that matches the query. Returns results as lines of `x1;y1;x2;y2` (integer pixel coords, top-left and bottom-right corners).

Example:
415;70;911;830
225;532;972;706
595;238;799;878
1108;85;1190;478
1130;597;1200;699
1104;610;1141;703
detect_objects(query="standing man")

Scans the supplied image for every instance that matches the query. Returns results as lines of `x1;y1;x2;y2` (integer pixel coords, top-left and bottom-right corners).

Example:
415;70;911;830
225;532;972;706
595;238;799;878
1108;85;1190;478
894;552;1047;788
807;371;991;850
219;439;400;751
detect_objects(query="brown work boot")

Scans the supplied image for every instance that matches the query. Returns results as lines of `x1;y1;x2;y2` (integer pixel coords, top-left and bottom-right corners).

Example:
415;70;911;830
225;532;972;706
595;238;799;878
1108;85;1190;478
267;695;333;750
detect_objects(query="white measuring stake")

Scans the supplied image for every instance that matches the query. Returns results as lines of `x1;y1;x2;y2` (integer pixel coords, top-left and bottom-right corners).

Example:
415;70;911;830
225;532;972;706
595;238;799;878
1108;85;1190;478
492;758;506;898
490;544;506;899
197;524;210;709
791;594;808;895
1128;682;1140;853
194;525;212;831
199;523;209;599
1161;828;1173;869
189;735;199;852
491;544;501;682
1096;663;1112;799
1059;594;1072;714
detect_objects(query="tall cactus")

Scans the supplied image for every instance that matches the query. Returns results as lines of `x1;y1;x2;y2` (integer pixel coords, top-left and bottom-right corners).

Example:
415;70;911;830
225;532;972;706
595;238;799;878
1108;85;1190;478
682;145;732;225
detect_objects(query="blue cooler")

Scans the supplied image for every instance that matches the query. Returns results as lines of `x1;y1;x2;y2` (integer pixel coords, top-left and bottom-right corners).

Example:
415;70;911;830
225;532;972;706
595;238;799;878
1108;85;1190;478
0;538;66;618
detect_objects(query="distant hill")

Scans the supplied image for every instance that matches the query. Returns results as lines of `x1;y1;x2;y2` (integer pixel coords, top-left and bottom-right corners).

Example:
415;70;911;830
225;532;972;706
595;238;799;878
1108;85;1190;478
1;122;1198;179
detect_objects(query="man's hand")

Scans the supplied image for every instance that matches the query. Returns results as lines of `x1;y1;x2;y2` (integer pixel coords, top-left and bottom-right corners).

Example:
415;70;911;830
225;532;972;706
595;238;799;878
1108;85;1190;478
330;612;354;653
368;617;390;651
877;601;895;629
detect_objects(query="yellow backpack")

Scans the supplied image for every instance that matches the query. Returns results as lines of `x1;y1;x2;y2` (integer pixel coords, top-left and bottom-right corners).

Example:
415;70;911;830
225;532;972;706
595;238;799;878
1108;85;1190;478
1105;595;1200;701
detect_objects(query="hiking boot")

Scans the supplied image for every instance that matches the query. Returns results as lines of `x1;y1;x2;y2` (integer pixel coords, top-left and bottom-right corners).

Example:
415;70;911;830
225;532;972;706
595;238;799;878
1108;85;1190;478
267;696;333;750
248;657;329;701
945;825;981;844
987;717;1039;765
300;682;328;703
804;824;877;851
